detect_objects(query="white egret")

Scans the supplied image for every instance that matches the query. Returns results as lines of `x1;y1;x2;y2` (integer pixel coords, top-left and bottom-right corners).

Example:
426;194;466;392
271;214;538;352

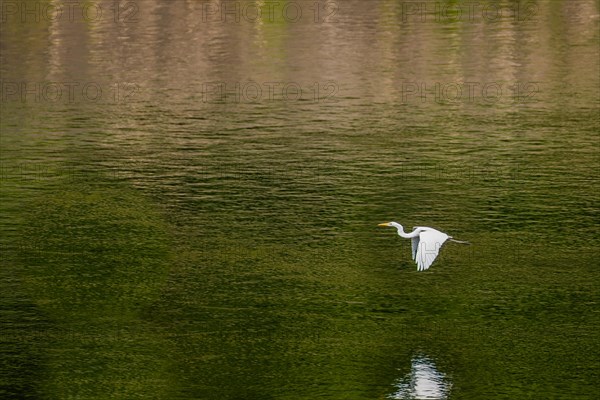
378;222;470;271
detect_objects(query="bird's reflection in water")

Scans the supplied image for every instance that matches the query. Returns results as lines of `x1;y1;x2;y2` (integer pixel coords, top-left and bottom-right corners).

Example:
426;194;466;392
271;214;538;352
388;354;451;400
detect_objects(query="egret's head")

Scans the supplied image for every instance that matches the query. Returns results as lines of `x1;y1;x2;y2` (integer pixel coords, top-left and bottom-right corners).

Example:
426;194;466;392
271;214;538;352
378;222;395;227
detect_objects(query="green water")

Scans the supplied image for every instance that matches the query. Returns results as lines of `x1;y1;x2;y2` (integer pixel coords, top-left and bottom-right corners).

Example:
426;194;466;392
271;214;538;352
1;1;599;399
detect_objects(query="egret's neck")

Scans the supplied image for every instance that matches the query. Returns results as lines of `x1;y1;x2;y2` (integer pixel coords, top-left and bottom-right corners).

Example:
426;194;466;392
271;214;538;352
391;222;418;238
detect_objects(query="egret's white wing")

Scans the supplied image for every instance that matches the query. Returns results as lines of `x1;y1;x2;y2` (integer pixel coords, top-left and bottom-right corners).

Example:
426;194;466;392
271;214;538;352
415;229;449;271
411;237;419;261
411;227;427;261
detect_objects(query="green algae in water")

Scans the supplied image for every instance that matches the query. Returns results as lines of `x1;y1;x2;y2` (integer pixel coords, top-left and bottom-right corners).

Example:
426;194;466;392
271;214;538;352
13;177;176;399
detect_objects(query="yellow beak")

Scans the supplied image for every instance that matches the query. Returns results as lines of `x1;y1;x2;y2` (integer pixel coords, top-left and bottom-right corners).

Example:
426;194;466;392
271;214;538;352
378;223;390;227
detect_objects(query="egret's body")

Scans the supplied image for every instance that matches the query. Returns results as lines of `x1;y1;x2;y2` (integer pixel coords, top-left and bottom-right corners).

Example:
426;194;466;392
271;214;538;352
378;222;469;271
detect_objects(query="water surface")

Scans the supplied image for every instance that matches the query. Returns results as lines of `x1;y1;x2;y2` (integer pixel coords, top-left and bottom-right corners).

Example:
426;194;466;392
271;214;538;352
1;1;599;399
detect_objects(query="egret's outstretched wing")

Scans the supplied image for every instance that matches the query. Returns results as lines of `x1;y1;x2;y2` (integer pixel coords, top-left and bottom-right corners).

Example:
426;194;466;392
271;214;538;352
411;237;419;261
415;229;449;271
411;227;426;261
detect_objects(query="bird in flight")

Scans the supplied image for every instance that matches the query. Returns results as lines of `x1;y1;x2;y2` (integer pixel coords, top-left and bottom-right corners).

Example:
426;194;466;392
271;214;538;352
378;222;470;271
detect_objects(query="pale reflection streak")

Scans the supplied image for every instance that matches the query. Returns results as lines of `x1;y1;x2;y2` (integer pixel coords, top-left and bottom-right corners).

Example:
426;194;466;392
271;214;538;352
389;354;451;400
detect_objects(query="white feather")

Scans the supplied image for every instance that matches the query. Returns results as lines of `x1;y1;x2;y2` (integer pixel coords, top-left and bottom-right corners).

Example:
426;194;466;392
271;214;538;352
415;228;449;271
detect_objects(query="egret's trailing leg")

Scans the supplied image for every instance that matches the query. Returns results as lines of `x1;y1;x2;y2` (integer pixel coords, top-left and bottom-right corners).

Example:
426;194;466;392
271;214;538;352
448;238;471;245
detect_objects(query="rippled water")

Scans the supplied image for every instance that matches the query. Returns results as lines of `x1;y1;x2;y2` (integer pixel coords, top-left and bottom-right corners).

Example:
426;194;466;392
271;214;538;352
390;355;451;400
1;1;599;399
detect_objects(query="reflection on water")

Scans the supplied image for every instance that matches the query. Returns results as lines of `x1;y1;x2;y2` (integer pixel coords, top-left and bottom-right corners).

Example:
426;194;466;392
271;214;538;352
389;354;451;400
